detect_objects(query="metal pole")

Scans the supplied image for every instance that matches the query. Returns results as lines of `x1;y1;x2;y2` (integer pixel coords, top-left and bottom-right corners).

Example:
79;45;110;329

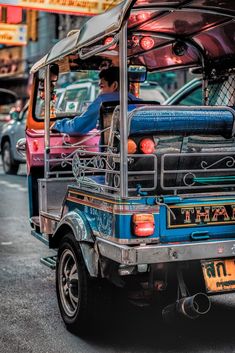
44;65;51;178
119;22;128;198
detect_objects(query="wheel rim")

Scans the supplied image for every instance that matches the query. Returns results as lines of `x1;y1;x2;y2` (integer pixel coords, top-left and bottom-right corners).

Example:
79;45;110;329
58;249;79;317
3;146;11;172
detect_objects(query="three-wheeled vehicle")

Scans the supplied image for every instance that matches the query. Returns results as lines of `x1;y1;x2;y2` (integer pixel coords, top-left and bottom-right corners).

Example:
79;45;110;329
23;0;235;333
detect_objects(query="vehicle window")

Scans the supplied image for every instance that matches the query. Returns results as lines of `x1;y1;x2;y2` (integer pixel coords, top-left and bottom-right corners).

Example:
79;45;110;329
95;86;99;96
33;69;99;120
55;91;64;108
177;86;202;105
58;87;90;113
34;69;47;119
140;87;166;103
35;88;45;119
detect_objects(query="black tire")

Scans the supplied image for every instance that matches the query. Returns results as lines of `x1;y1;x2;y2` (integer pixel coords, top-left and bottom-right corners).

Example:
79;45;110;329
2;141;19;175
56;233;109;335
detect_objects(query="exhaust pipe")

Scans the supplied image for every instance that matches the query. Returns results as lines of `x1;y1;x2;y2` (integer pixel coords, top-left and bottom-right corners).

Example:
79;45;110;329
162;293;211;323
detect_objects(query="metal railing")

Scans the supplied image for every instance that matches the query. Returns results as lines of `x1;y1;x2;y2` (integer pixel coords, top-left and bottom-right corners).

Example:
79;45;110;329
161;152;235;192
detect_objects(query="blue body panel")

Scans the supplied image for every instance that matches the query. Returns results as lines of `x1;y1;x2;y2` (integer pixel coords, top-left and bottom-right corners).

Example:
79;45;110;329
65;187;160;242
64;186;235;243
159;205;235;243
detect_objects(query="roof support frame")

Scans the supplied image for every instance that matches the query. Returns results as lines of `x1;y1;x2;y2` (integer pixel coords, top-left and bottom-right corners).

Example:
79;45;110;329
119;22;129;199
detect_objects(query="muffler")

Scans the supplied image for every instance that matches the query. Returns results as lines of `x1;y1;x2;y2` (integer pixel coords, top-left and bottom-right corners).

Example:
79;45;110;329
162;293;211;323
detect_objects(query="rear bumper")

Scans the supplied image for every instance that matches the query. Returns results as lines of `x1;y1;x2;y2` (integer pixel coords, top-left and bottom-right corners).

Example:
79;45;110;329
96;237;235;265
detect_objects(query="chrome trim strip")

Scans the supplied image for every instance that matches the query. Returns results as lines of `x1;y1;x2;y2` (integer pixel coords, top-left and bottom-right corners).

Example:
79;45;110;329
96;237;235;265
93;230;159;244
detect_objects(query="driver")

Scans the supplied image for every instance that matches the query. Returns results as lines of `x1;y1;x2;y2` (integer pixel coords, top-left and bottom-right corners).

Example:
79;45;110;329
51;66;140;135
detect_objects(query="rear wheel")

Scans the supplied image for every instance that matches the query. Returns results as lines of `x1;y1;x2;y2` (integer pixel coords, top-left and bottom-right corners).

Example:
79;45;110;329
56;233;109;334
2;141;19;175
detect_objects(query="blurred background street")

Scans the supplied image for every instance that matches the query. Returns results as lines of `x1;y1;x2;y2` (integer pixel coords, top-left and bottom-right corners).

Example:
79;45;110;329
0;1;235;352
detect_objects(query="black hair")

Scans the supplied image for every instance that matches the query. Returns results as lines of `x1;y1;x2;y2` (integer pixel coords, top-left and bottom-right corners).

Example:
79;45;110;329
99;66;119;86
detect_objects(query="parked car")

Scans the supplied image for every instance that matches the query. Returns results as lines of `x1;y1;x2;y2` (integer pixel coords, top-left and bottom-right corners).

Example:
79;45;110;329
139;81;169;103
164;78;202;105
56;79;99;114
165;76;235;106
0;89;17;135
1;102;28;174
56;79;169;112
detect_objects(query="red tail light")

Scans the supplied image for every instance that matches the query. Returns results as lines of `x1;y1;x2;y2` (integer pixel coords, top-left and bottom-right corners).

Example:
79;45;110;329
104;37;117;50
136;12;150;22
140;36;155;51
139;138;155;154
132;213;155;237
128;138;137;154
33;139;39;152
129;12;151;26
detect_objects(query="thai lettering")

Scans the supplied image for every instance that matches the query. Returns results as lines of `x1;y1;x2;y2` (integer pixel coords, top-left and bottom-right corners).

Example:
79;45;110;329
205;262;216;278
217;280;235;287
181;208;194;223
175;204;235;225
212;206;230;222
205;261;227;278
232;205;235;220
216;261;227;277
195;206;210;223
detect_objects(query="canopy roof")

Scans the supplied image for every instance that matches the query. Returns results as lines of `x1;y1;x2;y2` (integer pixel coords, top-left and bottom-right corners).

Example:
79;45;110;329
31;0;235;74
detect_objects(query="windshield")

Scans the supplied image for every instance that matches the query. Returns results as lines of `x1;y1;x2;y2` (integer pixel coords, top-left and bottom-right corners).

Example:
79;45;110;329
57;87;91;113
34;70;99;120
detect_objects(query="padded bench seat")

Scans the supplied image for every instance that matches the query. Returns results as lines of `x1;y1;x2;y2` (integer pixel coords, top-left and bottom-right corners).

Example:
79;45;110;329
128;106;235;137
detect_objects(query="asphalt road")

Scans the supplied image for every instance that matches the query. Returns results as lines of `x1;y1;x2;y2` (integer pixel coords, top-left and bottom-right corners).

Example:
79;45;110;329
1;164;235;353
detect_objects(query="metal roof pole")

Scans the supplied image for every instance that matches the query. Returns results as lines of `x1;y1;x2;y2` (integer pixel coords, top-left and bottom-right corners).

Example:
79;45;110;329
119;22;128;199
44;65;51;178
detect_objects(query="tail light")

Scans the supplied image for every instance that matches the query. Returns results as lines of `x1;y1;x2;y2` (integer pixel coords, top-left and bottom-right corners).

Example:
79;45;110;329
128;138;137;154
139;138;155;154
129;12;151;26
140;36;155;51
104;37;117;50
136;12;150;22
33;139;39;152
132;213;155;237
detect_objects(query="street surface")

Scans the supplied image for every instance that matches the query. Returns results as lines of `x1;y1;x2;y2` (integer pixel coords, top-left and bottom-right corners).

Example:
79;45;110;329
1;164;235;353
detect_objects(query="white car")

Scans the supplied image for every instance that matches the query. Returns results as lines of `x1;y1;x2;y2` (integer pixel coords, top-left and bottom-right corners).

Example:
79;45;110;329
56;80;99;114
1;103;28;174
55;79;169;116
139;81;169;103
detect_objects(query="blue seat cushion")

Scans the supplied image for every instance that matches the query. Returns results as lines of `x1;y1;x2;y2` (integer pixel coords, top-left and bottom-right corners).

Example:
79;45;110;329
129;106;235;137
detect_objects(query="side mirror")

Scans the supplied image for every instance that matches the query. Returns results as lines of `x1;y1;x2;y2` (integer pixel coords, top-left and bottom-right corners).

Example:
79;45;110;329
128;65;147;83
10;110;20;121
16;137;26;158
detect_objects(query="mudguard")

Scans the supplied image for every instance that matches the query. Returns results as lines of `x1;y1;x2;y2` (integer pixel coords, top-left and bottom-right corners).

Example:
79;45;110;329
52;210;99;277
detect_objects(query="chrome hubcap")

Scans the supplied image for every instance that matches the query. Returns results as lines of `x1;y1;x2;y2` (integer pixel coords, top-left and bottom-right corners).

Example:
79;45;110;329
58;249;79;317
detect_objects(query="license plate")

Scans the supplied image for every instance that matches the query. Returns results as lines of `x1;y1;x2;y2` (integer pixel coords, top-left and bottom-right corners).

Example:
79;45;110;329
202;258;235;293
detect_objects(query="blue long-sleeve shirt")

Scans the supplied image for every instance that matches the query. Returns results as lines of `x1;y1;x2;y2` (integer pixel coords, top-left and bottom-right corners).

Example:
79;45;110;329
52;91;140;134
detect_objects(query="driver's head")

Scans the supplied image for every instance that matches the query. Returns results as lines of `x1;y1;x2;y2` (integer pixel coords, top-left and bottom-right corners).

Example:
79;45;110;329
99;66;119;94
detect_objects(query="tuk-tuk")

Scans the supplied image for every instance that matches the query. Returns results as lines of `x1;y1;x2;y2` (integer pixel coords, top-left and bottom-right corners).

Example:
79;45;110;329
23;0;235;333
